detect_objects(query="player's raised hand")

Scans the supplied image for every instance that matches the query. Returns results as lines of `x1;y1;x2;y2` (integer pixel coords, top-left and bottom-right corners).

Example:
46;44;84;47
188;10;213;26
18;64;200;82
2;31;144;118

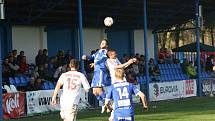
132;58;137;63
128;59;134;64
82;55;87;60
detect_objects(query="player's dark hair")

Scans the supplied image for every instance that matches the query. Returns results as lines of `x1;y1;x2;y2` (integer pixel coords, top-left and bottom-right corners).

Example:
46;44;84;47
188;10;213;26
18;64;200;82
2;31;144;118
69;59;79;69
101;38;109;45
107;49;116;57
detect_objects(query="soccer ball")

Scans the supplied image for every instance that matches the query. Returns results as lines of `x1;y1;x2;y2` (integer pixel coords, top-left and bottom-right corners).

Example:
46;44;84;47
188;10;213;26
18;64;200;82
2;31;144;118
104;17;113;27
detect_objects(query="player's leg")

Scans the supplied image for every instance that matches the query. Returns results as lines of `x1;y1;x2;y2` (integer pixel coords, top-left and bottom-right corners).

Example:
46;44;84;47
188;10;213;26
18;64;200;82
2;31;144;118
64;105;78;121
108;102;114;121
109;111;114;121
60;96;66;120
93;87;107;113
92;70;107;103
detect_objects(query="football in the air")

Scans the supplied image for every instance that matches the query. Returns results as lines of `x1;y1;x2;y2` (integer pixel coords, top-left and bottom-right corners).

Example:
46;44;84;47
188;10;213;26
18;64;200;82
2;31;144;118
104;17;113;27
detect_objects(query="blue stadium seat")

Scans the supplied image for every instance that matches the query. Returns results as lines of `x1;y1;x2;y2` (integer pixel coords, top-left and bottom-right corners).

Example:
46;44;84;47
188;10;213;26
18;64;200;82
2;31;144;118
48;82;55;89
175;74;180;80
20;76;28;86
169;75;174;81
156;76;161;81
160;69;164;75
9;77;15;85
158;64;162;69
42;82;49;90
14;77;21;86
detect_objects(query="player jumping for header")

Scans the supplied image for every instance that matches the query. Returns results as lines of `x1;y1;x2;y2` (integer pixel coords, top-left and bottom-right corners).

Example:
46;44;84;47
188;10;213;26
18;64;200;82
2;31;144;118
82;39;111;113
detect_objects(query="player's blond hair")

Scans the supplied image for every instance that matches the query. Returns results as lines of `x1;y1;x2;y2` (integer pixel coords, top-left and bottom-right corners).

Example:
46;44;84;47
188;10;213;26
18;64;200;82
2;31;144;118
115;68;125;81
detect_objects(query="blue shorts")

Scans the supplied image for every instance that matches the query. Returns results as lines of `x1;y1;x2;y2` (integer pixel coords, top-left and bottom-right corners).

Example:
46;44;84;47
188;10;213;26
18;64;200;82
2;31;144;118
114;115;134;121
91;69;111;87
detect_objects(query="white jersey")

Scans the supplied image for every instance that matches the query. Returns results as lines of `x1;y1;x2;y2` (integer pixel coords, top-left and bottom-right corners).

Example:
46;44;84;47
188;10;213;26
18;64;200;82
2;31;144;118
106;58;122;84
58;70;90;110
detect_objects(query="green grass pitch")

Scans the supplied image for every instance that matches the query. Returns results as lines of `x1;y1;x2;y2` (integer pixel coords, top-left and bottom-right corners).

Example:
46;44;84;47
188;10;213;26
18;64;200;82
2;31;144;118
7;97;215;121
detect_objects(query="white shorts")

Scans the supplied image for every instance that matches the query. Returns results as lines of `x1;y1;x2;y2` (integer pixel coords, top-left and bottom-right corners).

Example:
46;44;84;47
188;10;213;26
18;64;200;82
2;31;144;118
60;104;78;121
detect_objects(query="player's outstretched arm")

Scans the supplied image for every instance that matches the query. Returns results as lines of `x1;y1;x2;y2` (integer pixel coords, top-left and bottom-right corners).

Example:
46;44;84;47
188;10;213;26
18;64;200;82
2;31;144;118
82;53;95;61
137;92;148;111
51;81;63;106
115;58;136;69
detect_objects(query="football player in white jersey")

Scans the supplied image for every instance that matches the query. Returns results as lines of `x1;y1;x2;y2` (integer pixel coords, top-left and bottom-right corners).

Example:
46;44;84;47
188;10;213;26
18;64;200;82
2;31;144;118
51;59;90;121
107;49;136;84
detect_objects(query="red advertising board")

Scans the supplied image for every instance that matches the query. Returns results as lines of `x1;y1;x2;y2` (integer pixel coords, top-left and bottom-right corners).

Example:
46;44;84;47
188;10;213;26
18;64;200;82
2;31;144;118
185;80;195;95
3;92;26;119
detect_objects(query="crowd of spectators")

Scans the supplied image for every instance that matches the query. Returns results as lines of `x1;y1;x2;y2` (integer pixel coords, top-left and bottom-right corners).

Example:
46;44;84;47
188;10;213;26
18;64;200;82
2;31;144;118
2;49;73;91
2;48;163;92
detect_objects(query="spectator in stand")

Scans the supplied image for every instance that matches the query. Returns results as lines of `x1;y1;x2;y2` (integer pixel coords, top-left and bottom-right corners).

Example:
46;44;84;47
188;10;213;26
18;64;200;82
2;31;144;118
126;73;137;84
18;56;29;74
206;55;214;72
37;65;46;79
6;51;13;58
121;54;129;63
2;58;11;79
26;77;37;91
12;49;18;63
164;49;172;63
34;77;43;90
53;64;69;81
57;50;66;67
185;61;197;78
30;67;40;79
17;51;25;64
131;59;139;76
138;55;145;75
152;65;160;76
149;58;155;75
7;55;19;77
158;48;165;61
41;49;49;66
158;58;165;64
35;49;43;67
48;56;58;75
135;53;140;59
65;50;73;64
42;63;54;81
